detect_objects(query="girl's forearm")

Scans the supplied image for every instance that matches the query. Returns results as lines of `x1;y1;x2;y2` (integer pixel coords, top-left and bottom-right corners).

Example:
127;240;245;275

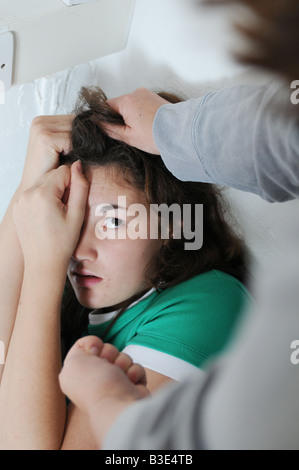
89;397;136;450
0;266;67;450
0;187;25;382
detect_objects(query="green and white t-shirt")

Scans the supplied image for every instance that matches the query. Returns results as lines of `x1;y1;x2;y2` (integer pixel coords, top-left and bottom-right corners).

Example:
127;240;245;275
88;270;253;381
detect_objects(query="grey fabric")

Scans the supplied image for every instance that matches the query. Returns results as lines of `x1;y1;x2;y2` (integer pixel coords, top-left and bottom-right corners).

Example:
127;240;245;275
104;367;219;450
153;80;299;202
103;81;299;450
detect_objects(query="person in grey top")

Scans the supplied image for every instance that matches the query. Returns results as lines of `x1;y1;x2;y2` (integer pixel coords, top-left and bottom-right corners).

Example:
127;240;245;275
59;0;299;450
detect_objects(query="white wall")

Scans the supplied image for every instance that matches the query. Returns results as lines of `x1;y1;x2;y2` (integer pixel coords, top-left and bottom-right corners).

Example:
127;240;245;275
0;0;297;282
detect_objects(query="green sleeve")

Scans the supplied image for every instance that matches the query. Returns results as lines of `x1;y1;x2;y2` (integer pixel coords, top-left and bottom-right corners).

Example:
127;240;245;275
127;272;252;368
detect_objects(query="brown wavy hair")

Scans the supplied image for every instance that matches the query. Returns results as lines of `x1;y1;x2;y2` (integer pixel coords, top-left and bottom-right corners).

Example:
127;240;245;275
60;87;248;352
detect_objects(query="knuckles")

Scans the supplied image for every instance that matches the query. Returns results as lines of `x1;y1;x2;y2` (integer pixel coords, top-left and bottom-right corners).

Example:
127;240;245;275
30;116;52;136
15;184;52;216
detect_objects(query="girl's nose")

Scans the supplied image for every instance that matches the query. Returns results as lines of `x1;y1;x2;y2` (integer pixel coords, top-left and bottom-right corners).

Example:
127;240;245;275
72;218;98;262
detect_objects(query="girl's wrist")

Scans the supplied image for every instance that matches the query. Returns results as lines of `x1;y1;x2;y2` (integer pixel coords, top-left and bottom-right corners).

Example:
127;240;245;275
24;258;69;282
21;265;67;314
88;396;136;448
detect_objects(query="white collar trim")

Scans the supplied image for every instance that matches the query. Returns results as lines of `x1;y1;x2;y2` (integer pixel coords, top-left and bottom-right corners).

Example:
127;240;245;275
88;288;156;326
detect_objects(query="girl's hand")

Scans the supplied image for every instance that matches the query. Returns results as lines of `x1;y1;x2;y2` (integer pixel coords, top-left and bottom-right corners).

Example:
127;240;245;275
59;336;149;416
20;115;74;191
13;161;89;273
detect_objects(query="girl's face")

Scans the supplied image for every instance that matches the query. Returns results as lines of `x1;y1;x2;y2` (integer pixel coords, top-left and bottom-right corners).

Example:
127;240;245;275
67;166;162;310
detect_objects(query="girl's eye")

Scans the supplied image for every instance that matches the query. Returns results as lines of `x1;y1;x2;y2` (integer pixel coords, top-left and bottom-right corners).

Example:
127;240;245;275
104;217;125;229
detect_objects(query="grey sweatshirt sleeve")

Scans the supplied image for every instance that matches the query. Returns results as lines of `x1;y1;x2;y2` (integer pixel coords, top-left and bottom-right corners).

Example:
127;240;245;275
103;210;299;450
153;81;299;202
103;374;211;450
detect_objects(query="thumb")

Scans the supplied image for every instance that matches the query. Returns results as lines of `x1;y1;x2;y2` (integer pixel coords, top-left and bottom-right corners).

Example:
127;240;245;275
104;96;132;143
67;160;89;224
102;121;129;143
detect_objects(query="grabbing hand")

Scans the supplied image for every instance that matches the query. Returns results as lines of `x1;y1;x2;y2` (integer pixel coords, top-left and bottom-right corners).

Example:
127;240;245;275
59;336;150;416
13;161;89;272
20;115;74;191
105;88;168;154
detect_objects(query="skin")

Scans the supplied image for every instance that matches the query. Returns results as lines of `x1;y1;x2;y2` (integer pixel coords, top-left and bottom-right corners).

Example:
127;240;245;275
61;0;299;450
67;166;162;310
0;161;88;450
61;166;172;450
0;115;73;384
105;88;167;154
59;335;149;449
0;116;76;450
0;115;173;449
57;91;174;449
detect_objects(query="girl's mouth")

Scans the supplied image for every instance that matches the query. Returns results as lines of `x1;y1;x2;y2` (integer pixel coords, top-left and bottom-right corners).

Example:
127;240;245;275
72;271;103;288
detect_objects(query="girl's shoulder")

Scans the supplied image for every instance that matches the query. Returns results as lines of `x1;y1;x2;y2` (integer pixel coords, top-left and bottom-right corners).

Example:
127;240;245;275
156;269;252;306
126;270;253;368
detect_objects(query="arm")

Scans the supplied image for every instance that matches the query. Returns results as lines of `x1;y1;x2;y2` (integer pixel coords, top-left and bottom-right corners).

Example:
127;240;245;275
100;213;299;450
59;335;209;450
106;82;299;202
0;263;68;449
58;209;299;450
61;270;249;449
59;336;150;450
0;116;73;383
60;365;172;450
60;232;299;451
0;190;24;382
153;81;299;202
0;162;89;449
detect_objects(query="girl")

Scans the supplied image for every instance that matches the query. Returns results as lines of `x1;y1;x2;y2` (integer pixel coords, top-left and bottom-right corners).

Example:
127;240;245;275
0;88;252;449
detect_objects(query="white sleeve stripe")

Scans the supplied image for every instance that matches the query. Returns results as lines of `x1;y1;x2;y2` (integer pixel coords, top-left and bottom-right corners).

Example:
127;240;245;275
122;345;205;382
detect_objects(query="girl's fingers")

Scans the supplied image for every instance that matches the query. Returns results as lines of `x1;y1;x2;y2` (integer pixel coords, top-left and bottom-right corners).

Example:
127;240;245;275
64;336;146;388
41;164;71;199
21;117;74;190
65;336;104;361
31;114;75;134
77;335;104;356
67;161;89;223
51;132;72;156
99;343;121;363
40;161;89;218
114;352;134;372
126;363;147;386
